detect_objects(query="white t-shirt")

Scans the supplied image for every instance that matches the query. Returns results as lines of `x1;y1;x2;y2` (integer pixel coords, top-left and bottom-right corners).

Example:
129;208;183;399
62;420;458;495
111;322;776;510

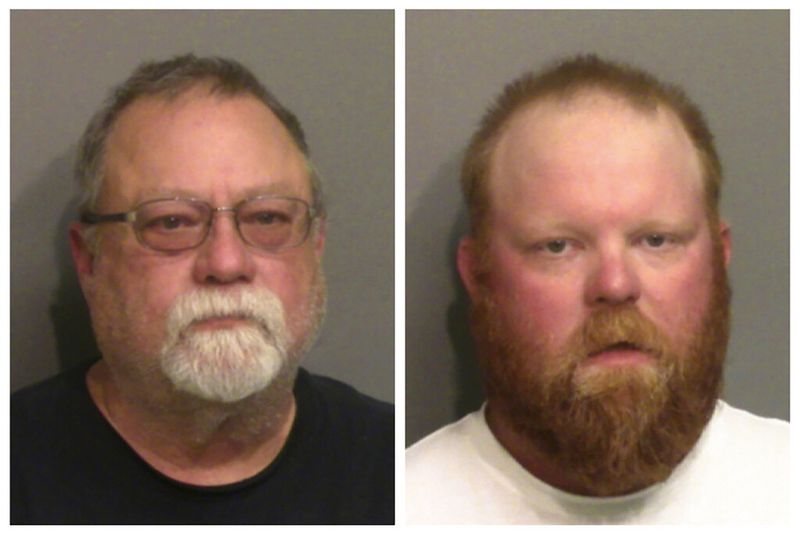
406;401;789;524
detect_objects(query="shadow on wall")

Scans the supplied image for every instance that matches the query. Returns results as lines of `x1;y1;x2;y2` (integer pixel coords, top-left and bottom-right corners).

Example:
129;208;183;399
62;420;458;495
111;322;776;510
446;205;484;418
46;150;102;372
11;149;100;391
406;153;484;446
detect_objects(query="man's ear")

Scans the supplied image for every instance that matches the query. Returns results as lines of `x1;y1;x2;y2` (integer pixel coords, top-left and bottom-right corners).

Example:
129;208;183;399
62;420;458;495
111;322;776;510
457;236;485;302
718;220;731;268
69;222;96;285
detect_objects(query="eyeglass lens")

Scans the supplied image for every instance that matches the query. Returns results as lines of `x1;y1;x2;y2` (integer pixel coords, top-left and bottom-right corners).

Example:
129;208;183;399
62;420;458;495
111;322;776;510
134;198;310;251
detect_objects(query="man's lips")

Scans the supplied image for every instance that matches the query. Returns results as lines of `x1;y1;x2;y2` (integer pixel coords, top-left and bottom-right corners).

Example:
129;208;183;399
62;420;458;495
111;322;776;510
585;342;653;366
190;315;253;330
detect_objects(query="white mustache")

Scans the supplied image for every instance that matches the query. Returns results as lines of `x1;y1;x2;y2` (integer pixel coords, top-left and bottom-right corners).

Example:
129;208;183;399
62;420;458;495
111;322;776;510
166;288;286;343
159;287;291;402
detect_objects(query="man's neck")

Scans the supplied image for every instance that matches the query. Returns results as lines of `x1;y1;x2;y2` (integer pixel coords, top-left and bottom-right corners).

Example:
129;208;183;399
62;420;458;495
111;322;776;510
86;359;297;487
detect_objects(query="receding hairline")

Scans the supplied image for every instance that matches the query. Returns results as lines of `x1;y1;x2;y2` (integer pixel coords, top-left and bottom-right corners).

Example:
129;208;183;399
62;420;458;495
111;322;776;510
487;87;705;191
76;54;326;218
464;77;722;241
105;83;304;149
96;85;316;208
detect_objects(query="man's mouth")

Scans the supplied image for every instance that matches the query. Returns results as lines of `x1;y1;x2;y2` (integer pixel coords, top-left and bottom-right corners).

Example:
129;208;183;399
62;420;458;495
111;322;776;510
590;341;640;355
585;341;652;365
190;314;253;330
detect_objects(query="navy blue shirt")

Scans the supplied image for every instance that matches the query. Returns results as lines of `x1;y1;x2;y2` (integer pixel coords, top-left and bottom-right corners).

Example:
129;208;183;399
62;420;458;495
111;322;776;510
11;361;394;524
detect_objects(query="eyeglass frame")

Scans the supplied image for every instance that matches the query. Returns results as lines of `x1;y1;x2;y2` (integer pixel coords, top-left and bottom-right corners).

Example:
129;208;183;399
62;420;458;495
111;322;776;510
79;195;319;253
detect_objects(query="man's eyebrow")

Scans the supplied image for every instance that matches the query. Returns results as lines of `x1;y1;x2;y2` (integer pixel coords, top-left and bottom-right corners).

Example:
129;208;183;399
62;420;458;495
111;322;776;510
514;219;587;237
510;218;702;240
507;220;590;248
136;182;305;202
634;219;700;234
137;187;197;200
239;183;305;198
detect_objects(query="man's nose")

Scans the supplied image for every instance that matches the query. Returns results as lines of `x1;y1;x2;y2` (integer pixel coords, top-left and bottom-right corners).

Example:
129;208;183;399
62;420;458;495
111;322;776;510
584;245;641;307
192;213;257;285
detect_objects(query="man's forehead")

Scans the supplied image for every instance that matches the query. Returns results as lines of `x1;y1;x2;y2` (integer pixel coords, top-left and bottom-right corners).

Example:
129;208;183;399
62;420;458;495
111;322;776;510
99;89;310;208
488;90;703;197
500;89;670;143
109;86;283;138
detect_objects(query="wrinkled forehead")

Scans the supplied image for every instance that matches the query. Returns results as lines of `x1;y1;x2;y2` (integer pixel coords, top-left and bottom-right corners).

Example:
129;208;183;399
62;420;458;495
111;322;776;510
487;92;705;211
100;90;311;207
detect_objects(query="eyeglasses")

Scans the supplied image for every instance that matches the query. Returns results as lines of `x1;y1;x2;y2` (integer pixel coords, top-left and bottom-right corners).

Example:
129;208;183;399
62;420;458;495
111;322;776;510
80;196;317;253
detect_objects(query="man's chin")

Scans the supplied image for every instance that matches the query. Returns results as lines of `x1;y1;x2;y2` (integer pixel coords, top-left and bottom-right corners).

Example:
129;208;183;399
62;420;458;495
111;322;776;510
173;377;274;405
167;367;281;405
161;331;287;404
572;358;664;401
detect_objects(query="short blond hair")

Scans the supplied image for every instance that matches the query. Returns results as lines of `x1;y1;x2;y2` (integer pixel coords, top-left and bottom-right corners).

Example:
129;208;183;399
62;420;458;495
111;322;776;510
462;54;723;239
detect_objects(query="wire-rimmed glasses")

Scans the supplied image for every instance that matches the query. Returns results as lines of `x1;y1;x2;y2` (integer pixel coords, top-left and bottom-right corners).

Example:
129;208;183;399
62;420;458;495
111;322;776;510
80;196;317;253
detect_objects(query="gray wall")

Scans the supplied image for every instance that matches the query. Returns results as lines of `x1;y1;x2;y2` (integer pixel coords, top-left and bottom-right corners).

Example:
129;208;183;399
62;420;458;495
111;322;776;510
406;10;789;445
11;11;394;403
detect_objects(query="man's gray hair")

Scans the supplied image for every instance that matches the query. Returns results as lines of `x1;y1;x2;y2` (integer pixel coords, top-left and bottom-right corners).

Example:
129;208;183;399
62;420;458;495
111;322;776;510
75;53;325;217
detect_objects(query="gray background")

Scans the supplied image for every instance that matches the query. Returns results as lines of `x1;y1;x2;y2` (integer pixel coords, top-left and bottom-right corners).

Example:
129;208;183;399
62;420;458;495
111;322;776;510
406;10;789;445
11;10;394;403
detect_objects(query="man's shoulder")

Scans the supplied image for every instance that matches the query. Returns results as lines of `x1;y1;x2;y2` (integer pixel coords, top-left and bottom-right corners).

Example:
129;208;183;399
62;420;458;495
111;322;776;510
11;360;96;430
11;360;105;471
703;400;789;461
293;368;394;452
714;400;788;432
10;361;119;524
296;368;393;423
406;409;508;523
662;400;791;523
288;369;394;524
407;409;481;465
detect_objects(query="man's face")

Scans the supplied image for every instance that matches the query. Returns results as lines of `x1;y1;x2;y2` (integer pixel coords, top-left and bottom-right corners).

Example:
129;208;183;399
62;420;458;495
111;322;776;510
73;88;326;404
459;93;731;495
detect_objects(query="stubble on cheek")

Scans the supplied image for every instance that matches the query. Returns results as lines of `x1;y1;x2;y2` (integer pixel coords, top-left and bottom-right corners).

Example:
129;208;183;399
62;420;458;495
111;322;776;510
86;265;172;389
288;265;328;359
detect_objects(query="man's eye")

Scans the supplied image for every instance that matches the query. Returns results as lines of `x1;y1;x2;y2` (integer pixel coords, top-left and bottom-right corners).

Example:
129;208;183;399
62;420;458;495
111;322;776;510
250;211;291;225
546;240;567;253
536;239;570;255
643;234;667;248
148;215;195;231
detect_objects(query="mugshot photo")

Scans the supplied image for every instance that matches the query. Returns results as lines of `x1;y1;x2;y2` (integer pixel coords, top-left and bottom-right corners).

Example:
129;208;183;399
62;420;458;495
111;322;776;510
405;9;788;524
10;10;394;524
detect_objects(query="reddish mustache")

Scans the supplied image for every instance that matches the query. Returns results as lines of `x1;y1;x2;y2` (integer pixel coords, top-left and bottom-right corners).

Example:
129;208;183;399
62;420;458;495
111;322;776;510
587;341;647;357
578;307;667;359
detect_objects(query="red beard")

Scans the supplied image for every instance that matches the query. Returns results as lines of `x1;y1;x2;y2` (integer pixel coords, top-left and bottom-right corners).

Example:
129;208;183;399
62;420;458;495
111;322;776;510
472;243;730;496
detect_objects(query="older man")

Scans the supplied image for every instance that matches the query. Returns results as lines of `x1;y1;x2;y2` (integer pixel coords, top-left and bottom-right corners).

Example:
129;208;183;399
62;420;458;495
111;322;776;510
11;54;393;524
406;55;788;524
